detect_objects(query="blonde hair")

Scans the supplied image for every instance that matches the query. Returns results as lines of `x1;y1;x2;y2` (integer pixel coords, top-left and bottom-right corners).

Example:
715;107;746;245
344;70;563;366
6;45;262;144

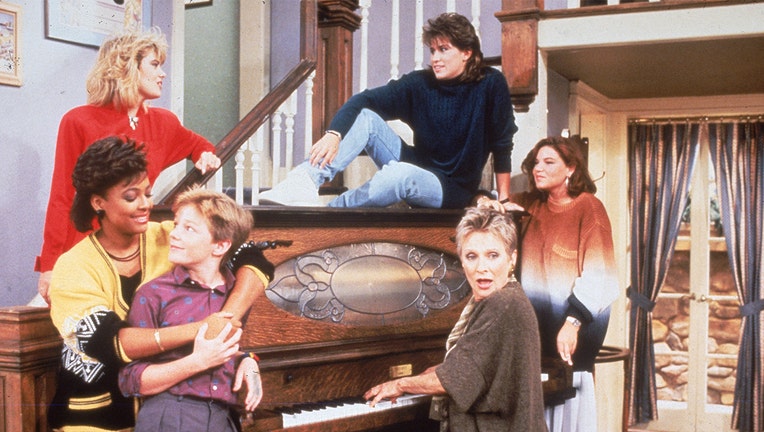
172;187;253;266
86;27;168;111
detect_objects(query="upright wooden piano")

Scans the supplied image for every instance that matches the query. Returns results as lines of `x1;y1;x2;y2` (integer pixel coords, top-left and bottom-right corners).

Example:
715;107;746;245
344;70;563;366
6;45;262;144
180;207;572;432
219;207;467;432
0;207;572;432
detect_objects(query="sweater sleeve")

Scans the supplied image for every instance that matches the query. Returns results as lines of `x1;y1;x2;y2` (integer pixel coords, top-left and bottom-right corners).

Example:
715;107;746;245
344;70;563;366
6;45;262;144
36;112;90;272
436;288;544;426
485;71;517;173
145;108;215;180
435;292;518;412
327;73;417;136
569;196;619;317
435;310;499;411
49;245;125;366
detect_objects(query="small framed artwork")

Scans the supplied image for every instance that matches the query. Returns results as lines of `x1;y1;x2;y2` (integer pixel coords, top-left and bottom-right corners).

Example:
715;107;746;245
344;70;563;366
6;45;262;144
0;1;21;87
45;0;152;48
185;0;213;7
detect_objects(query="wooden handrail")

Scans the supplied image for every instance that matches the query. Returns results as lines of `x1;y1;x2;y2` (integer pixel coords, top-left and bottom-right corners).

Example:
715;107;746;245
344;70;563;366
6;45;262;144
159;59;316;205
160;0;318;205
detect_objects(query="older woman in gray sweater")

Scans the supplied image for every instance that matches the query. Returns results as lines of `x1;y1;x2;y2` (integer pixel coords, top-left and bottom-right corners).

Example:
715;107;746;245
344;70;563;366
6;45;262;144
364;207;546;432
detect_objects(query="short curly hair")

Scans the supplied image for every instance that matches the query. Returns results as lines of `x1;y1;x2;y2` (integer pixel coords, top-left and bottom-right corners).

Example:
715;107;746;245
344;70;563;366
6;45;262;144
455;207;518;257
70;137;147;232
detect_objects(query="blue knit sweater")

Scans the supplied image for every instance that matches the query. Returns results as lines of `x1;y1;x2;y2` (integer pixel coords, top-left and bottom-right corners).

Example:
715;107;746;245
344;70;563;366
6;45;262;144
328;68;517;208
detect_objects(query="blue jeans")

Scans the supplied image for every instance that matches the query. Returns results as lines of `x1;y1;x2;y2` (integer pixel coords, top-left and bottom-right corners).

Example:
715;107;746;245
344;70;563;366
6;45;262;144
303;109;443;208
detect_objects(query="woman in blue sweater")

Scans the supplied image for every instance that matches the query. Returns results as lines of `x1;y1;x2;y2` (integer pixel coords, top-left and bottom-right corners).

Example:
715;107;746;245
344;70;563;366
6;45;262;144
259;12;517;209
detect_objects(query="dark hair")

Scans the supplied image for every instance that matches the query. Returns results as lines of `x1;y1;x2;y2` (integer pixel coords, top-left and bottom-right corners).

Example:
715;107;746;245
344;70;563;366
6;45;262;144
520;136;596;200
423;12;484;82
70;137;147;232
455;207;518;257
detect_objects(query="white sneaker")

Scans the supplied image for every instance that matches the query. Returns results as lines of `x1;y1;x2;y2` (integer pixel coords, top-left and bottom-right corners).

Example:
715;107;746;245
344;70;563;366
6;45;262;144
258;166;322;206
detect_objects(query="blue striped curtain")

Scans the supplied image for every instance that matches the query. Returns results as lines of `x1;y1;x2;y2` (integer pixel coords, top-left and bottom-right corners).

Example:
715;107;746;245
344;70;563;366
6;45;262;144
627;121;699;425
708;119;764;432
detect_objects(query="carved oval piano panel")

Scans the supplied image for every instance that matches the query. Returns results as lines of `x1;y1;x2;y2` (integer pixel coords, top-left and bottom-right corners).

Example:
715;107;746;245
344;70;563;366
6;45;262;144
331;256;421;314
266;242;468;326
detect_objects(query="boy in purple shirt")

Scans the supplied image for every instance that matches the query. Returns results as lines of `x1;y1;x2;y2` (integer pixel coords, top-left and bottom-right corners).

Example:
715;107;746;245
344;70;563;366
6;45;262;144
119;188;262;431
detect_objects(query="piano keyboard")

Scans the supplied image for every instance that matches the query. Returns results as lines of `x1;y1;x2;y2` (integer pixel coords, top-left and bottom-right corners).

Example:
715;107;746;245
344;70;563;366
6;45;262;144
278;394;431;428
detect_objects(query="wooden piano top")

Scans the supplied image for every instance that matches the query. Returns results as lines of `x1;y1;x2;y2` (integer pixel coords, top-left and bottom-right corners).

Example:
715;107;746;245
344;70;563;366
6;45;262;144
152;206;464;259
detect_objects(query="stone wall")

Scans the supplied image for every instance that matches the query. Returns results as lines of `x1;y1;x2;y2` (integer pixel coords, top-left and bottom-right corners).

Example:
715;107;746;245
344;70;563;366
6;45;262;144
651;249;740;406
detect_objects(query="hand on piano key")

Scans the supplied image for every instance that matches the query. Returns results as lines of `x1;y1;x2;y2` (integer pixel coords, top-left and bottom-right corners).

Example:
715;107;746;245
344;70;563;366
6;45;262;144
278;394;430;428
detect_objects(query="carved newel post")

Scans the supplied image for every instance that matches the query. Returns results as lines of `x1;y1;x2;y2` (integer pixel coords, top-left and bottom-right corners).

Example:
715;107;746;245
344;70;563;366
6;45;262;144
0;307;62;432
314;1;361;190
314;0;361;138
496;0;541;113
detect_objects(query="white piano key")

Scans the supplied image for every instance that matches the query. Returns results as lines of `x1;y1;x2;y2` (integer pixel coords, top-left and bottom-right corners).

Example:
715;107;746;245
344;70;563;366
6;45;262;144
281;393;430;428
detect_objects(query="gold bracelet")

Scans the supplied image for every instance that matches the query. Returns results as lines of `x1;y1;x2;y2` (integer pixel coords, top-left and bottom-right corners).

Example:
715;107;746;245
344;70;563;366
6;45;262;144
153;329;165;352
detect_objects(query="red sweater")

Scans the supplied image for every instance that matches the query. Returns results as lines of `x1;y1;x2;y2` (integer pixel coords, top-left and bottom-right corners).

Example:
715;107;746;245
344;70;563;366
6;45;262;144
35;104;215;272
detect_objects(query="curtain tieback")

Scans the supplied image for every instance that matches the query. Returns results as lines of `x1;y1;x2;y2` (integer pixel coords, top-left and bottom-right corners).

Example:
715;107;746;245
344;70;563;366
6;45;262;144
740;299;764;317
627;286;656;312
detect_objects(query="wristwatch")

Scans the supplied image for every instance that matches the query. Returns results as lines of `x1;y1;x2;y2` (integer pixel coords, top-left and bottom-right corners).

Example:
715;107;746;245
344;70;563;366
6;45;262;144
565;316;582;327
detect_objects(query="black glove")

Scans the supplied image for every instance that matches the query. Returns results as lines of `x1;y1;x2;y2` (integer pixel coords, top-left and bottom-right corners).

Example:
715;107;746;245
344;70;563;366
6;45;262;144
228;241;275;282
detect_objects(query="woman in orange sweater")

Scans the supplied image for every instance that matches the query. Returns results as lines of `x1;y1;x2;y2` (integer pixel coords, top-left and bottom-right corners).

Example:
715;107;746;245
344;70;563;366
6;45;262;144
479;136;619;431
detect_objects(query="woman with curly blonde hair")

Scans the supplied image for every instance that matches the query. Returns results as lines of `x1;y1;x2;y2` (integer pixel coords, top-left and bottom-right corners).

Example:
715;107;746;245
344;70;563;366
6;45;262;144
86;28;168;111
36;28;221;303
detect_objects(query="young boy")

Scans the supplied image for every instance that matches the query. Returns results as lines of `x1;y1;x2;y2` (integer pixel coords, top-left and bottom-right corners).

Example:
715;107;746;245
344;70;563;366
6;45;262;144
119;188;262;431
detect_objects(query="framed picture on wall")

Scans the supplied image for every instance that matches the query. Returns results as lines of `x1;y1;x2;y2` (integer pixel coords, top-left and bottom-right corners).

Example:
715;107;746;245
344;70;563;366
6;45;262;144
0;2;21;87
45;0;152;48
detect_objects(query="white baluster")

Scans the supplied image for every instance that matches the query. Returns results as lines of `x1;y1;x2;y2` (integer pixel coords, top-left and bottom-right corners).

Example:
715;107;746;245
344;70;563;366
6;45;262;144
472;0;481;37
208;168;223;193
414;0;424;70
359;0;371;91
251;129;264;205
284;93;297;172
567;0;582;8
446;0;456;12
389;0;400;80
304;71;315;159
234;143;246;204
271;108;284;185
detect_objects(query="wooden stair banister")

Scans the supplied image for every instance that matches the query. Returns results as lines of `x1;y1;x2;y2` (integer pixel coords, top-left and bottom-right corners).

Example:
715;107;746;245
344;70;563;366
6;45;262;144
159;59;317;205
160;0;319;206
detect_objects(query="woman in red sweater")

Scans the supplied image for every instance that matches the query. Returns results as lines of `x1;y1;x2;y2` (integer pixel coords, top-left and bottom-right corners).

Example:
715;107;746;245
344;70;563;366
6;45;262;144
36;28;221;303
